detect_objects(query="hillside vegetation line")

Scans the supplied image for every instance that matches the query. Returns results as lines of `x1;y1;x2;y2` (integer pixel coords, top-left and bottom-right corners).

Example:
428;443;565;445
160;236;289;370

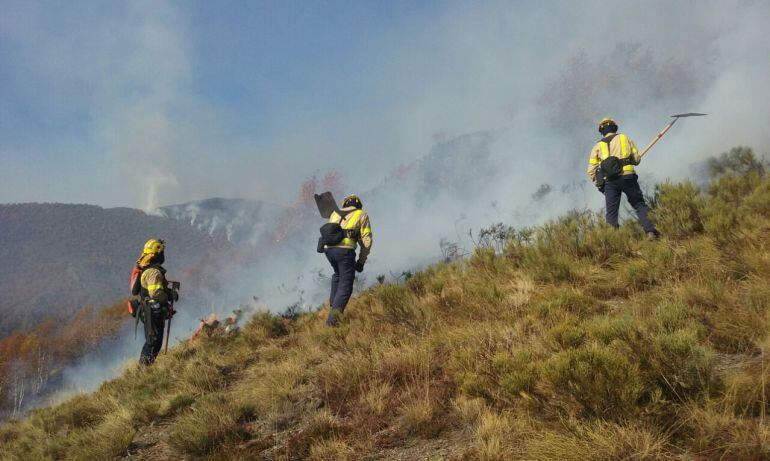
1;148;768;461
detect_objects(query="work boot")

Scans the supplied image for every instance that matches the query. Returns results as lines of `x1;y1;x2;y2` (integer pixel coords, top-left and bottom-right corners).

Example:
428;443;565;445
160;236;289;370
646;230;660;241
325;308;342;327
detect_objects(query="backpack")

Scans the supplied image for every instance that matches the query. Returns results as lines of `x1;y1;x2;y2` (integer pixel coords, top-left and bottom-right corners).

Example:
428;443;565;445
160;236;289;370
320;222;346;246
318;210;358;250
598;134;631;181
599;156;624;180
127;265;143;317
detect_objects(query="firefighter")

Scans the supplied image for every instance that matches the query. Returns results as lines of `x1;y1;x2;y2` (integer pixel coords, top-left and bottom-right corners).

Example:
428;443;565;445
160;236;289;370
588;118;659;239
134;239;177;365
323;194;372;326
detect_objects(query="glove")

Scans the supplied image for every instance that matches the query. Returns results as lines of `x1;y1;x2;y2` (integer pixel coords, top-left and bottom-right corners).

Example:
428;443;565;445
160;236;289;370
597;185;605;194
355;261;365;273
167;307;176;319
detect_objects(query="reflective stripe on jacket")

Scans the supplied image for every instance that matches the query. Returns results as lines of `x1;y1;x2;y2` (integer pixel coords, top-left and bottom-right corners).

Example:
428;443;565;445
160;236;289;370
327;206;373;263
140;267;167;301
587;133;640;182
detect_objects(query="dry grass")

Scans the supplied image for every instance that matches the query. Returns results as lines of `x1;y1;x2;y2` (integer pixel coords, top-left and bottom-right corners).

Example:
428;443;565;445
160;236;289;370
1;151;768;460
525;420;670;461
472;410;517;461
308;438;355;461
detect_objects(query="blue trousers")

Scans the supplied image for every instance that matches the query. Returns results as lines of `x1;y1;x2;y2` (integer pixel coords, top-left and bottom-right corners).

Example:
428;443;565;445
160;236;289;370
325;247;356;326
140;309;166;365
604;174;656;233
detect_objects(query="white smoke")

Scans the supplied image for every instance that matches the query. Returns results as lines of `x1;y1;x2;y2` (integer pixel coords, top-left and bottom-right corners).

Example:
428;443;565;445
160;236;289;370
211;0;770;317
4;0;770;407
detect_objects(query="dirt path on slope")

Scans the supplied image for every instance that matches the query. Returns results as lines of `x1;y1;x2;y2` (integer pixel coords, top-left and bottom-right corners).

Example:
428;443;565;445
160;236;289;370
120;417;176;461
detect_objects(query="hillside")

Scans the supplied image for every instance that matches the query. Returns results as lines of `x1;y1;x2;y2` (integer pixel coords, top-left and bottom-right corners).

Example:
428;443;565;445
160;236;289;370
1;150;768;460
0;204;232;336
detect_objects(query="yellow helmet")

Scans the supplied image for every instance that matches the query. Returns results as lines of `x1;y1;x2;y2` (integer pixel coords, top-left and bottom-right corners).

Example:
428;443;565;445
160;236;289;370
142;238;165;256
342;194;362;209
598;117;617;132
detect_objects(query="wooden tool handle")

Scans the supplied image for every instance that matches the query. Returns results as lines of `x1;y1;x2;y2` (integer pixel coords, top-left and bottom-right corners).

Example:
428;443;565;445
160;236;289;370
639;118;677;159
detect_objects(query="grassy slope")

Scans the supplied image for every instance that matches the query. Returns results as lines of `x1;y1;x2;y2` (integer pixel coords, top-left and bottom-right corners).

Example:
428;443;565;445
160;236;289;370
1;155;769;461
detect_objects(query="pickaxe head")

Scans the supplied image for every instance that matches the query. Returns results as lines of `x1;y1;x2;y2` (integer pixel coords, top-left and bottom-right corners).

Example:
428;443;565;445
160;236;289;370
671;113;707;118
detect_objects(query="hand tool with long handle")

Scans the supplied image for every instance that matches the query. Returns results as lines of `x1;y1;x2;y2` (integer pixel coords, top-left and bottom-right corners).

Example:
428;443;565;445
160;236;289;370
164;315;171;354
639;113;707;159
164;281;180;354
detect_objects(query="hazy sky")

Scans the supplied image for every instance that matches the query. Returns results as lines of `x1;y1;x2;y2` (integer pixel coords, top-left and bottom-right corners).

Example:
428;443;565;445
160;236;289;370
2;0;768;209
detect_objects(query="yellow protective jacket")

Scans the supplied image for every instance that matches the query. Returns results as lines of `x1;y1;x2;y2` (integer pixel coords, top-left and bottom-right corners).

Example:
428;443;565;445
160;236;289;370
327;206;373;264
140;266;169;304
587;133;641;182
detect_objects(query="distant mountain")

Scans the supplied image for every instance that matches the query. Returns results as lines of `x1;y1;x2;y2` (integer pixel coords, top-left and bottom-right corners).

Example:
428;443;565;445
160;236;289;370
0;203;232;337
156;198;285;246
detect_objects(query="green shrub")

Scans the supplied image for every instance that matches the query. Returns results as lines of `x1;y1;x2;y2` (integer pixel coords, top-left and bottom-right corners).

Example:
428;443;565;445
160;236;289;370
652;181;704;239
541;344;643;419
585;315;641;346
504;219;586;283
493;350;539;398
707;146;765;178
650;300;693;333
469;246;507;275
743;178;770;218
548;321;587;349
708;173;765;211
520;247;577;283
702;197;739;242
580;223;637;263
648;327;714;401
618;244;677;292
